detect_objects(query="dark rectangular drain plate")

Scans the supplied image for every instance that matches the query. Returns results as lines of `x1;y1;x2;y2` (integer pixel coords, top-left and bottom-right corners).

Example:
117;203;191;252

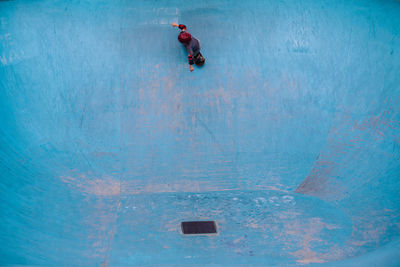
181;221;217;234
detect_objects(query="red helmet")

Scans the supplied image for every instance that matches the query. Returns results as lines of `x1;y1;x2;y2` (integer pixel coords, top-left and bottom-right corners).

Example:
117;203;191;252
178;32;191;43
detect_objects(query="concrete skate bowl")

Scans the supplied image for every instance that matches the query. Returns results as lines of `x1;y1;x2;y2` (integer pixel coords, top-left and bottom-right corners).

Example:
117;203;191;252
1;0;400;266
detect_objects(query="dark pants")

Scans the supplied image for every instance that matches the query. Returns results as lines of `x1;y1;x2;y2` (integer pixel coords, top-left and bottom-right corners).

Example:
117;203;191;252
194;52;205;66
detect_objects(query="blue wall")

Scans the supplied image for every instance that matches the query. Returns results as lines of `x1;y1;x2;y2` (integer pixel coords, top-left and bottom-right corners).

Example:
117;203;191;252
1;0;400;265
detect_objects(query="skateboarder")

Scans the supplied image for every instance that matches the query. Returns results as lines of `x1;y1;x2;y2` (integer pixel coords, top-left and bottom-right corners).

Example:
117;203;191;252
171;23;205;72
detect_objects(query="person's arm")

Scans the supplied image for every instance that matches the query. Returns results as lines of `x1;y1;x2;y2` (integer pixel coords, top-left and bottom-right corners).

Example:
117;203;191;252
171;23;187;30
187;48;194;72
187;54;194;72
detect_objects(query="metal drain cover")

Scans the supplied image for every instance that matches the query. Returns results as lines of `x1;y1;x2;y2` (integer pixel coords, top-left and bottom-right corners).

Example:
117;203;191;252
181;221;217;234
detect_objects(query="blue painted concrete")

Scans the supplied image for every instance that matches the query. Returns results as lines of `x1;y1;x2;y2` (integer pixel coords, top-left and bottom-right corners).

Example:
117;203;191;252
1;0;400;265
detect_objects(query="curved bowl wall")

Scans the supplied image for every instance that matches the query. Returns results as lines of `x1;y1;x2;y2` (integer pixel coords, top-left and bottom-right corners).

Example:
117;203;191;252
1;0;400;265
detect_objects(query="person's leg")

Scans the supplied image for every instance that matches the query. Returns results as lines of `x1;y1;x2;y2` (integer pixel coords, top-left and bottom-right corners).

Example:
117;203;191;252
194;52;205;66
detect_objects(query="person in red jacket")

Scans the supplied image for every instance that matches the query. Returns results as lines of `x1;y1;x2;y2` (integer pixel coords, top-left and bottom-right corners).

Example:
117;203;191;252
172;23;205;72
